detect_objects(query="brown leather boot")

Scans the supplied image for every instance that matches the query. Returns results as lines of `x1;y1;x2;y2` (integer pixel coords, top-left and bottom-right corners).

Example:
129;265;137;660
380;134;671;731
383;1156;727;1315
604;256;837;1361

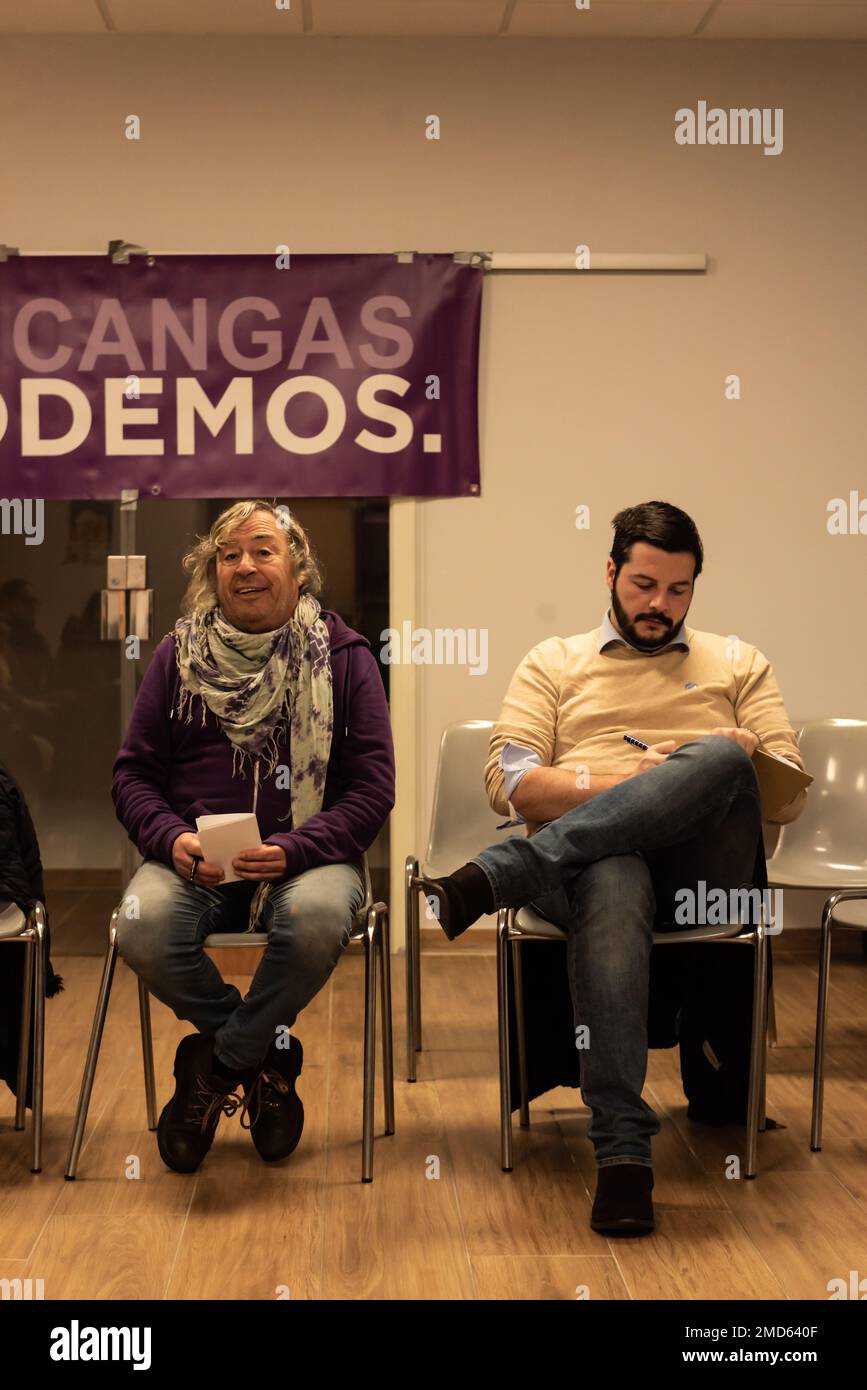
157;1034;243;1174
239;1035;304;1162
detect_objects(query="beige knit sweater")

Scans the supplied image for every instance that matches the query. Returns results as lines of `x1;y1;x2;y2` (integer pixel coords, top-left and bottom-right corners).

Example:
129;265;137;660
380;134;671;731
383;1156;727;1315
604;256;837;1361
484;625;808;831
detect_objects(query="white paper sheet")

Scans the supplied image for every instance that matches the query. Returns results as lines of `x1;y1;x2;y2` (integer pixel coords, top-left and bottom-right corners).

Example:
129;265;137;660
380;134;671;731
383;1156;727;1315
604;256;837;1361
195;813;262;884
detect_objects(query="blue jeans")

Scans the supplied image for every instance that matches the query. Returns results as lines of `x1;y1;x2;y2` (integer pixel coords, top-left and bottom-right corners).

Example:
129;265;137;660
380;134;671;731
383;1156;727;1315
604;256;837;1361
471;736;763;1169
116;858;366;1071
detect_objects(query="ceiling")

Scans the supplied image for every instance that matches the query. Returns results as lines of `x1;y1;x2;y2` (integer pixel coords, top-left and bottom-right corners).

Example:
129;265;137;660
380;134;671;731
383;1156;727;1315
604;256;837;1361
0;0;866;41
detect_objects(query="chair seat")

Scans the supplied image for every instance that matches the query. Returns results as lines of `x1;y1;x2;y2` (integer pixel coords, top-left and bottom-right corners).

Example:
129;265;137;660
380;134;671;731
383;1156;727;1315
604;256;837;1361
828;897;867;929
0;902;26;939
513;906;567;939
766;853;867;890
513;904;753;945
203;931;269;947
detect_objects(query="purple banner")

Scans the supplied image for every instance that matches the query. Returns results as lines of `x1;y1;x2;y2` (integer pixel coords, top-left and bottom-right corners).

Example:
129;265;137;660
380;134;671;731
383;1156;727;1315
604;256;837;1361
0;253;481;500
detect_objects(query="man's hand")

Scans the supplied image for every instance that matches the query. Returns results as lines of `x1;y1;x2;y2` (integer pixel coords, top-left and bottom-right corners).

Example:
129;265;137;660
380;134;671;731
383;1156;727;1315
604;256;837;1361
171;831;224;885
630;740;677;775
709;726;760;756
232;844;288;882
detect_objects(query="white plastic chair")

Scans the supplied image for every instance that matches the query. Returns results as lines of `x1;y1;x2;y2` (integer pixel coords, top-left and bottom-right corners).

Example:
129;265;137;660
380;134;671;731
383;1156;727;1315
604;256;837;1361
0;899;48;1172
404;720;524;1081
765;718;867;1150
407;721;776;1175
65;853;394;1183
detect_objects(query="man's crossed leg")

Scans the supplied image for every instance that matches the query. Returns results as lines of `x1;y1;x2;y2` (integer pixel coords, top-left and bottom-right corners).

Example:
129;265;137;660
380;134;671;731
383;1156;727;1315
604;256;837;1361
422;735;764;1234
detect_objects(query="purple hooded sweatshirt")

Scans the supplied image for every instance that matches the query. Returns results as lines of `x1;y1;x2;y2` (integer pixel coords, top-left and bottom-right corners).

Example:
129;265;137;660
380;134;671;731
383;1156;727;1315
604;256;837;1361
112;610;395;879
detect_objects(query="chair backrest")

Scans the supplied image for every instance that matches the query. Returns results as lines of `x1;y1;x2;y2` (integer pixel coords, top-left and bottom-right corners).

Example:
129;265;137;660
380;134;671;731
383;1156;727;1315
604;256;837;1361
423;720;524;876
771;718;867;871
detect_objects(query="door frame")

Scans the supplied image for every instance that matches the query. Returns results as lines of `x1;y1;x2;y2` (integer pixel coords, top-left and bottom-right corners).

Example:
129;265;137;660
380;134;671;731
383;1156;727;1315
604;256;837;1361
387;497;420;954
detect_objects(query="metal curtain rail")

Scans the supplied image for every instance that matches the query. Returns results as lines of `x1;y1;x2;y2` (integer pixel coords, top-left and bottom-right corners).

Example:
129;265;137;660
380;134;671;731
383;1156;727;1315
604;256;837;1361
1;246;706;273
486;251;705;271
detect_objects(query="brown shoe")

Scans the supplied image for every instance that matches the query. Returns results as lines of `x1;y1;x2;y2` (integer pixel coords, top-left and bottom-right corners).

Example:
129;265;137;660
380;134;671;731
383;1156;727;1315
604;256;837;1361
157;1034;243;1174
590;1163;655;1235
239;1035;304;1163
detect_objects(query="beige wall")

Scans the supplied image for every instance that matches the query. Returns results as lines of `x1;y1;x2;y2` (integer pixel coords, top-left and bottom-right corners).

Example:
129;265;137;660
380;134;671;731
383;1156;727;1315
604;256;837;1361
2;35;865;921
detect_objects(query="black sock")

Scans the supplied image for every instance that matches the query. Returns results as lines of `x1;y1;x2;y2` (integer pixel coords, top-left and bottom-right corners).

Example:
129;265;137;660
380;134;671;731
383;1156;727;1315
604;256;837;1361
448;862;495;919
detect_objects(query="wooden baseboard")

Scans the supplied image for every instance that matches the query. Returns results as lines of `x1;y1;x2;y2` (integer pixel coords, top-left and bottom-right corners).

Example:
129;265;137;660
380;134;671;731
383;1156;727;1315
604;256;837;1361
419;922;496;952
43;869;122;891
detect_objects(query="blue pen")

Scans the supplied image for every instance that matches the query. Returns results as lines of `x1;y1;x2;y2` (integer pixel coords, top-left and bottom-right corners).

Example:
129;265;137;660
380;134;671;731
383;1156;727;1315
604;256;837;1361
623;734;649;750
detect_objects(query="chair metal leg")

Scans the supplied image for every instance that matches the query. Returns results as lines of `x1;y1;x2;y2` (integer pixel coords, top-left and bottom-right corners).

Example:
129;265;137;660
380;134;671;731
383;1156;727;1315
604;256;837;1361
758;936;770;1132
65;916;120;1180
361;911;377;1182
378;906;395;1136
14;935;34;1132
767;976;778;1049
412;887;423;1056
138;979;157;1130
512;938;530;1128
496;909;513;1172
31;910;47;1173
405;856;420;1081
744;923;768;1179
758;1013;768;1134
811;898;835;1151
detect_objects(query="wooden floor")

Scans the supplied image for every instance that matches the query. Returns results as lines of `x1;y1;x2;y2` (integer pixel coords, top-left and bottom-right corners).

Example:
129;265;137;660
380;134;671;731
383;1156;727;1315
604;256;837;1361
1;925;866;1301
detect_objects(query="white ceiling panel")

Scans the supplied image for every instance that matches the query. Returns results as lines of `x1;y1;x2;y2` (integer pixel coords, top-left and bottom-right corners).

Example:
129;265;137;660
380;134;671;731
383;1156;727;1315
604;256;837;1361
310;1;506;36
106;0;305;35
0;0;103;32
0;0;866;38
706;2;867;40
510;1;712;39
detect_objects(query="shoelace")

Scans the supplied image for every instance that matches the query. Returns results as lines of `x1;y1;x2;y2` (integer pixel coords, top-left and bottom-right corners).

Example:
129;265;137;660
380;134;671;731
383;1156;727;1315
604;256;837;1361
239;1068;291;1131
188;1074;244;1134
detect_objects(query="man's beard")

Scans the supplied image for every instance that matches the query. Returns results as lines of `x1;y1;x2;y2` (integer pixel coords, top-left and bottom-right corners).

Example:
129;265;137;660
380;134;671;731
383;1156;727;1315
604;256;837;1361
610;583;683;652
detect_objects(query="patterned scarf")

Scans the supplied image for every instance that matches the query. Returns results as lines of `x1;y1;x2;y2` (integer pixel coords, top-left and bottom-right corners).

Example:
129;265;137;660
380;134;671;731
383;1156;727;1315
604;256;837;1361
172;592;333;930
